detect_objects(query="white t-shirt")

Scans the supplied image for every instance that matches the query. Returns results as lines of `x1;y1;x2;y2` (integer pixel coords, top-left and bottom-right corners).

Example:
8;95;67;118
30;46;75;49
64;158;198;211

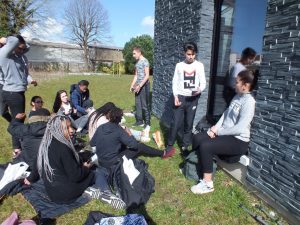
228;62;246;89
172;60;206;96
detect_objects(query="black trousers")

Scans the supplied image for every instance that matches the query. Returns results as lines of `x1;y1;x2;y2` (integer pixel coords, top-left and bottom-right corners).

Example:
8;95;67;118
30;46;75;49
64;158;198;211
192;132;249;173
167;95;199;147
2;91;25;149
0;85;12;122
135;81;150;126
121;142;163;159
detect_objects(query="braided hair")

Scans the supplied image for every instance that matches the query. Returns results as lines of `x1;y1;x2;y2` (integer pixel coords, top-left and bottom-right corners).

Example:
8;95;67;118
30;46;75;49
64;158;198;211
37;115;79;181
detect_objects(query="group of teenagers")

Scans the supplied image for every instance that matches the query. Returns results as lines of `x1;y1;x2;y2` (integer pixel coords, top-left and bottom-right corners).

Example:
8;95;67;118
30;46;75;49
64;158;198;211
0;35;258;210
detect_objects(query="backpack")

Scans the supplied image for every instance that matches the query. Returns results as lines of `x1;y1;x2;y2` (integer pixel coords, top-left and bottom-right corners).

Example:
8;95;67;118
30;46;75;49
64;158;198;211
110;158;155;209
182;151;217;181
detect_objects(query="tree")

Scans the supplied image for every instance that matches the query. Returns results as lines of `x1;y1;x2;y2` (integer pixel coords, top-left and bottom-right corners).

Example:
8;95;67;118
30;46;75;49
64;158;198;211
0;0;44;36
64;0;110;71
123;35;154;74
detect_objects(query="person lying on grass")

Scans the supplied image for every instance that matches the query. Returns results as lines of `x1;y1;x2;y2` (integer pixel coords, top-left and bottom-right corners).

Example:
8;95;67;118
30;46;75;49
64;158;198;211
7;108;50;184
37;115;126;209
85;107;176;199
191;70;257;195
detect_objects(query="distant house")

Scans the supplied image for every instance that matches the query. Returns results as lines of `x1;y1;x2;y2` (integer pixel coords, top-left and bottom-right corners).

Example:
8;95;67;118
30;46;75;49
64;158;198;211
25;39;123;72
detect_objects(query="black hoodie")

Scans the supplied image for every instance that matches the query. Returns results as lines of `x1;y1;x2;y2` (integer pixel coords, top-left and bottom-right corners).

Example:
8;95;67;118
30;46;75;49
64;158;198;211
90;122;139;165
7;119;46;182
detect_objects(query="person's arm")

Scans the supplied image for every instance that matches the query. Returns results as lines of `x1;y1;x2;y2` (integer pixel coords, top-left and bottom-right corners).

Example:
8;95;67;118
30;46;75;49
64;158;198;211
198;63;206;92
217;99;256;136
61;146;91;182
130;70;138;91
119;127;139;149
90;129;97;147
71;91;86;114
0;36;19;58
172;63;182;106
7;114;29;138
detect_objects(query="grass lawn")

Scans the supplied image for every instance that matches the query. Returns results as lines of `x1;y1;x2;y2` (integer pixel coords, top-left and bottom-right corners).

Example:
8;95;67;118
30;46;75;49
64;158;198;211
0;75;287;225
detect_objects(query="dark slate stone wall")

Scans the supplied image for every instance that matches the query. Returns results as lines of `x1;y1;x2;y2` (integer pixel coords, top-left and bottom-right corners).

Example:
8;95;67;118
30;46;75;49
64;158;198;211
152;0;214;126
246;0;300;220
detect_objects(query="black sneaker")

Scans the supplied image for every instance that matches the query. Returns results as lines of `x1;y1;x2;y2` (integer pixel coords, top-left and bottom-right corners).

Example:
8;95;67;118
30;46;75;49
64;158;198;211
180;146;190;157
84;187;126;209
132;121;144;127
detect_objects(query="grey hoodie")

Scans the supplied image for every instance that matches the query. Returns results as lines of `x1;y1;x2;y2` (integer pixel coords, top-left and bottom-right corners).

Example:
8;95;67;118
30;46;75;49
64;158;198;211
0;36;30;92
215;93;256;142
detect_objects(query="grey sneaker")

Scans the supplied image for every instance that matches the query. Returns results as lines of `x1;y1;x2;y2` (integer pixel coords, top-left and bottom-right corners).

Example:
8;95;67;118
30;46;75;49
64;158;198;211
191;180;214;194
84;187;126;209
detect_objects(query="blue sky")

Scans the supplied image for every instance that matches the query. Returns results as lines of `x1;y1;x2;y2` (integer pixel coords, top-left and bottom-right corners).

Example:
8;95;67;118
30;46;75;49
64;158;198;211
22;0;267;52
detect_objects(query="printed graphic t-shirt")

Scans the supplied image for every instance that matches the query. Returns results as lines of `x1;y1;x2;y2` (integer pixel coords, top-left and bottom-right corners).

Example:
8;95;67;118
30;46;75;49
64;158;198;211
135;58;149;84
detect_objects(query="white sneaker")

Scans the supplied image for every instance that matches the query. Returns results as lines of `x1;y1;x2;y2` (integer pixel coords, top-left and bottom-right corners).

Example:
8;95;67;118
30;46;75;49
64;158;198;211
140;136;151;143
84;187;126;209
191;180;214;194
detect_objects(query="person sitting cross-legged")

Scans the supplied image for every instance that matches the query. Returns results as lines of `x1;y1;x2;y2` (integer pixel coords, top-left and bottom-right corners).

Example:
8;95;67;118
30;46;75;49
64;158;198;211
191;70;257;194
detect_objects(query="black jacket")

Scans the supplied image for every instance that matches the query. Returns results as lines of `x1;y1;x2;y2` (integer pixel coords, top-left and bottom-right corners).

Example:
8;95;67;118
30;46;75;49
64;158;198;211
7;119;46;182
42;138;94;204
90;122;139;165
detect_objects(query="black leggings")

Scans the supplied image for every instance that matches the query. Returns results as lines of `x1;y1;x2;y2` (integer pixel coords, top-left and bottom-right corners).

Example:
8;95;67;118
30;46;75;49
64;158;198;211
193;132;249;173
121;143;163;159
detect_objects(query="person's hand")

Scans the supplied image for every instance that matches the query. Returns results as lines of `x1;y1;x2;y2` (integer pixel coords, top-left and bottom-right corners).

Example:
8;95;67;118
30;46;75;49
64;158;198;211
192;87;201;96
83;162;93;168
0;37;7;45
124;126;132;136
73;108;77;114
174;96;181;106
24;178;31;185
31;80;38;86
15;113;26;120
130;86;135;92
134;84;141;93
210;125;217;134
207;130;216;139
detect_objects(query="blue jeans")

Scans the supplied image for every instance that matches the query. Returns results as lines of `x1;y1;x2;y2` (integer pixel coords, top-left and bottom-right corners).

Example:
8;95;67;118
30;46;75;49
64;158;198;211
93;167;110;192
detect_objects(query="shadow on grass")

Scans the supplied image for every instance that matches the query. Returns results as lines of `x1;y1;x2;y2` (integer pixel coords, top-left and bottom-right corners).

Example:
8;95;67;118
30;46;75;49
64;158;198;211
127;204;157;225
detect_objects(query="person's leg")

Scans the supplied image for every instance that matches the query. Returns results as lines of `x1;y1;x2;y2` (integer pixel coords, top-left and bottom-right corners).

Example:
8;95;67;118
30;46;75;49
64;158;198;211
140;82;151;126
182;96;199;148
93;167;111;192
3;91;25;150
0;85;12;122
167;96;185;147
134;92;143;125
74;114;89;131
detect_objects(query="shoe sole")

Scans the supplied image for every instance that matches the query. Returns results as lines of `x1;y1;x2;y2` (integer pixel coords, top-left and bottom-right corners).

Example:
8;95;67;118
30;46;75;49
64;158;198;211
191;188;214;195
100;193;126;209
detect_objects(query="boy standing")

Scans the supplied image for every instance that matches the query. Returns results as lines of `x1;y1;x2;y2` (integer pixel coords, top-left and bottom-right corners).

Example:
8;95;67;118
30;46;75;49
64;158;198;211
130;47;150;130
223;47;256;106
166;42;206;155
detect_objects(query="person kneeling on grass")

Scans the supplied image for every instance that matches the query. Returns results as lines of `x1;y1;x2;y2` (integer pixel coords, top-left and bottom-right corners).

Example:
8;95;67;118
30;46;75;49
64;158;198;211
37;115;126;209
85;107;176;200
191;70;257;194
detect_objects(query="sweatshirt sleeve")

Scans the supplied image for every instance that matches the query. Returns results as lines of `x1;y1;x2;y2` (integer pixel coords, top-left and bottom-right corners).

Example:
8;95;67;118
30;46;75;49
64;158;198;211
0;36;19;58
119;127;139;149
214;113;225;131
172;63;180;96
61;146;90;182
7;119;30;138
217;99;255;136
198;63;206;92
71;91;86;114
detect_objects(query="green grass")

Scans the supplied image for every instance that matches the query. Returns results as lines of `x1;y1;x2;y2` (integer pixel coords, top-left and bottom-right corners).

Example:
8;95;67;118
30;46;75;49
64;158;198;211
0;75;287;225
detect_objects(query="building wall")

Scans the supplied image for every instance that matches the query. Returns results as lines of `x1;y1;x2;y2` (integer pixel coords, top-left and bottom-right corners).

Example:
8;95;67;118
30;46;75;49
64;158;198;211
25;40;123;72
246;0;300;220
152;0;214;126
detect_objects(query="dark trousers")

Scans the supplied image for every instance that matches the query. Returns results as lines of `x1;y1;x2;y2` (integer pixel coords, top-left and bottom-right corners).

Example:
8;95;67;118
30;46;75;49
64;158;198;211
0;85;12;122
135;81;150;126
167;95;199;147
2;91;25;149
193;132;249;173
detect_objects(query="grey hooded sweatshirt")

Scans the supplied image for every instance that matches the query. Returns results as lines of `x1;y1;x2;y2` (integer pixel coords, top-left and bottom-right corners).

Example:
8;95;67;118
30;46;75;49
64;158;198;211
0;36;30;92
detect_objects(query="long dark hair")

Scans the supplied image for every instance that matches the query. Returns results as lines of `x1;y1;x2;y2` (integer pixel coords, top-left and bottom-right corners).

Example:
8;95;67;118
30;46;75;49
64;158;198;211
89;102;116;125
53;90;67;113
237;70;258;91
107;107;123;124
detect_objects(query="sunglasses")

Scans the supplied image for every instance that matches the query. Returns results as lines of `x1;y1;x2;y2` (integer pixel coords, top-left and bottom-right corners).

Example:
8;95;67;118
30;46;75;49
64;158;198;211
35;101;44;104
